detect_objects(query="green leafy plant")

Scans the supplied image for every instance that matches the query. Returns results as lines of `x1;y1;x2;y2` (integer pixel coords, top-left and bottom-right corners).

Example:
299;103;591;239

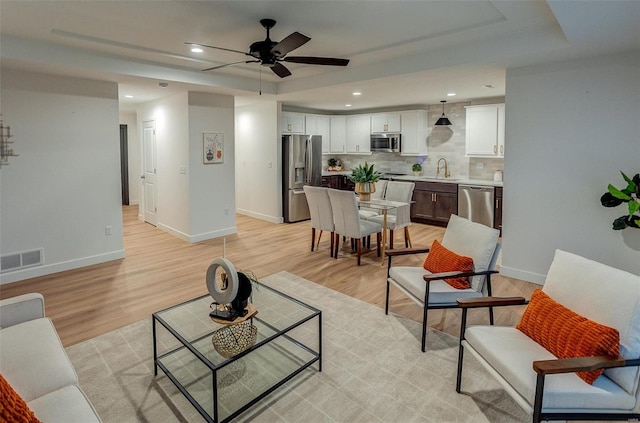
328;158;337;167
349;161;382;183
412;163;422;172
600;171;640;230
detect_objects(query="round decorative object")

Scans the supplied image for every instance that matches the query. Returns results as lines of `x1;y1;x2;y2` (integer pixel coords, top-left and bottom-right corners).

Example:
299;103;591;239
211;320;258;358
206;258;239;305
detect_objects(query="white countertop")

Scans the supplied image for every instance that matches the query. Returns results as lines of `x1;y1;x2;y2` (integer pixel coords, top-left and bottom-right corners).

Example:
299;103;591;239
321;171;503;187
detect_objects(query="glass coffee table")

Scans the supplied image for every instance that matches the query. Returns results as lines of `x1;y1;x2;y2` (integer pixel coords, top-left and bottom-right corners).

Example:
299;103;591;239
153;281;322;422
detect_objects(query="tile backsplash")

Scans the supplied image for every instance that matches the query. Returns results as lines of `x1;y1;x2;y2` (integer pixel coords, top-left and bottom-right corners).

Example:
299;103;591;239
323;100;504;181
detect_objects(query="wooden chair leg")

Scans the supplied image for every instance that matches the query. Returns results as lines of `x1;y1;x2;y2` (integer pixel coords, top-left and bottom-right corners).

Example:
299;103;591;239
389;229;394;249
311;228;316;252
376;233;381;257
356;239;362;265
334;233;339;259
330;231;335;257
404;226;412;248
316;230;323;251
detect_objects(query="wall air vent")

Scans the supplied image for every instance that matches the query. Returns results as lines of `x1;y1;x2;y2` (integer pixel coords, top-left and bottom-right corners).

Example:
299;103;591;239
1;249;43;273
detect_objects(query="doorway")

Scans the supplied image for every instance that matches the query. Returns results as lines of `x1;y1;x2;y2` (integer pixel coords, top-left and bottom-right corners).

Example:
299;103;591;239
119;124;129;205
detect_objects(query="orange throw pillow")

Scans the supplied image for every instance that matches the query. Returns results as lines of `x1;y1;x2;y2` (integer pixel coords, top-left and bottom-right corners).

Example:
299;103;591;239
517;289;620;384
423;240;474;289
0;374;41;423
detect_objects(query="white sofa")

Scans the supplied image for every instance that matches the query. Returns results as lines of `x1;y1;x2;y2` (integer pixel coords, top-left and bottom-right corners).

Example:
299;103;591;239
0;293;101;422
456;250;640;422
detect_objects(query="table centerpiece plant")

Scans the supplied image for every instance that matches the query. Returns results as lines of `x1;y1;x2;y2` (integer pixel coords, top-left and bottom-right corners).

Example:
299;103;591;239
349;161;382;201
600;171;640;230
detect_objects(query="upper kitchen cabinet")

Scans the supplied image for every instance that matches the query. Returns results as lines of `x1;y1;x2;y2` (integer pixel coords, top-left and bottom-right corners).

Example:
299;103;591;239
346;115;371;154
306;114;331;154
329;116;347;154
400;110;428;156
281;112;306;134
371;113;401;133
465;104;505;157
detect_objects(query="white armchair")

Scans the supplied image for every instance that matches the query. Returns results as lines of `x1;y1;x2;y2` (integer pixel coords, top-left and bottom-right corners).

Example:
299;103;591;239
385;214;501;351
456;250;640;422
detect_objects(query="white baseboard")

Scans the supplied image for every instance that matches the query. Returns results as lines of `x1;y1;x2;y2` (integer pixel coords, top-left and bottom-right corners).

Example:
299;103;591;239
0;250;125;285
157;223;237;243
499;265;546;285
237;208;284;224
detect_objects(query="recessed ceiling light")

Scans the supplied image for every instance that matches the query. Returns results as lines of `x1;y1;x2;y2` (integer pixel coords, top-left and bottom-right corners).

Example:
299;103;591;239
447;93;456;97
483;84;496;89
345;104;352;107
159;82;169;88
191;47;203;53
125;95;134;98
352;92;362;96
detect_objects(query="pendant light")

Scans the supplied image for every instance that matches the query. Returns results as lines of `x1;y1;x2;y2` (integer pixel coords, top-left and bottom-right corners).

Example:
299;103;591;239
435;100;452;126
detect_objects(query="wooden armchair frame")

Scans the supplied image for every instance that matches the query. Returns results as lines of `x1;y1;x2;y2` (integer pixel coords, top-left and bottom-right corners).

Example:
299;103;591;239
385;247;498;352
456;297;640;423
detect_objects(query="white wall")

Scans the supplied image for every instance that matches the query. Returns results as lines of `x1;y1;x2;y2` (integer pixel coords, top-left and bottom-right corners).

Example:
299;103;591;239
119;111;140;205
137;93;191;238
235;100;282;223
188;92;237;241
0;70;124;284
501;51;640;283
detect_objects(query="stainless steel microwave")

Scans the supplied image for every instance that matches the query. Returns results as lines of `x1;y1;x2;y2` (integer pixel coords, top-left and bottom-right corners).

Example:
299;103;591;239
370;134;401;152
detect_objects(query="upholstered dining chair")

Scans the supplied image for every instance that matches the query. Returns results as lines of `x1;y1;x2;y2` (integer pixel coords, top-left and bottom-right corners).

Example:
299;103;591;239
358;180;388;219
303;185;334;256
385;214;501;351
365;180;415;249
327;188;383;265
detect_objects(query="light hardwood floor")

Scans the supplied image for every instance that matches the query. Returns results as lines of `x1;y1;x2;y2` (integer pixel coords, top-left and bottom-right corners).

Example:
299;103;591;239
0;205;538;347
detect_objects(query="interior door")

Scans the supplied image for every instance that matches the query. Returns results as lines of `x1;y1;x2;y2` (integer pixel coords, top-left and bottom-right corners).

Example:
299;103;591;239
142;120;157;226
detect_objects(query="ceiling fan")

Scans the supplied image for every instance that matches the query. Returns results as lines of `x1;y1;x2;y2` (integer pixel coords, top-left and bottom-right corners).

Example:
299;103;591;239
186;18;350;78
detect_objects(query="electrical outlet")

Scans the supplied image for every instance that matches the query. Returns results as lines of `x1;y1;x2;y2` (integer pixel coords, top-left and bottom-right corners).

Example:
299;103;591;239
267;161;272;168
105;226;112;236
224;207;229;216
476;162;484;169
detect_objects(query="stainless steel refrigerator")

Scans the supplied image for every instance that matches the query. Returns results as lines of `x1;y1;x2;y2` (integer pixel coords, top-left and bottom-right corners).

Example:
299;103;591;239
283;134;322;223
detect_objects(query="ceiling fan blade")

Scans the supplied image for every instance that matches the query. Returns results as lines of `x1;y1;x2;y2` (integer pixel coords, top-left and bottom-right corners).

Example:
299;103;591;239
201;60;259;72
271;32;311;57
185;42;250;57
283;56;350;66
271;62;292;78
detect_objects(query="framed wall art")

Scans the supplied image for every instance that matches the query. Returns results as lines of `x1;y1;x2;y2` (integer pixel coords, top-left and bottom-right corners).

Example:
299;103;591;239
203;132;224;164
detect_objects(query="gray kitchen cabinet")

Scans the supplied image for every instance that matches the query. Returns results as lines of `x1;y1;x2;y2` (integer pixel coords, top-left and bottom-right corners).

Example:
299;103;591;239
346;115;371;154
411;181;458;226
371;113;401;133
465;104;505;157
494;186;503;234
400;110;428;156
281;112;305;134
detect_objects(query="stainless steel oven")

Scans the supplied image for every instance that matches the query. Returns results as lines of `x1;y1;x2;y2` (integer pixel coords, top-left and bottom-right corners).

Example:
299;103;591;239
370;134;401;152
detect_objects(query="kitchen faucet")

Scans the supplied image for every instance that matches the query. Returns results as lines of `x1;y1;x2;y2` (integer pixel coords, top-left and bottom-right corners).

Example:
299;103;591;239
436;158;450;179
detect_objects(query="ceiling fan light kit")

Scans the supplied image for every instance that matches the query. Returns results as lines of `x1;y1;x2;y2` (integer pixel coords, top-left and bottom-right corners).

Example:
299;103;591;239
435;100;452;126
188;18;349;78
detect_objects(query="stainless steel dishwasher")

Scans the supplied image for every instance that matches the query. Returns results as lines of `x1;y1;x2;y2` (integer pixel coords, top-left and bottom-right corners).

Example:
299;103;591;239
458;185;495;227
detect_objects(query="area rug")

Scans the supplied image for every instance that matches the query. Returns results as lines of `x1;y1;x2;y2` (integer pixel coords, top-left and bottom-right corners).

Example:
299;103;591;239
65;271;528;423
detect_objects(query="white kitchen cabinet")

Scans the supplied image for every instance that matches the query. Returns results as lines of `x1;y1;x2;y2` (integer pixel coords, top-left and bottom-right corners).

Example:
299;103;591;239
306;114;331;153
399;110;428;156
329;116;346;154
346;115;371;154
371;113;401;133
281;112;305;134
465;104;505;157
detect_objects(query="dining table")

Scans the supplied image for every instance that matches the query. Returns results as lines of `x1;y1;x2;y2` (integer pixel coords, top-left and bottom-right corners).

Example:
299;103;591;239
356;197;412;264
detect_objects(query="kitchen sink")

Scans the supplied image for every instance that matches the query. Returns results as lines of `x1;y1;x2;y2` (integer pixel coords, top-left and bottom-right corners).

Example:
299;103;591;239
416;176;461;182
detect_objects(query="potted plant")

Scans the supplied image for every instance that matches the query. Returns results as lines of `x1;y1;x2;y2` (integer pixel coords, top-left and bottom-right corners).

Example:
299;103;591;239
600;171;640;230
349;162;382;201
412;162;423;176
